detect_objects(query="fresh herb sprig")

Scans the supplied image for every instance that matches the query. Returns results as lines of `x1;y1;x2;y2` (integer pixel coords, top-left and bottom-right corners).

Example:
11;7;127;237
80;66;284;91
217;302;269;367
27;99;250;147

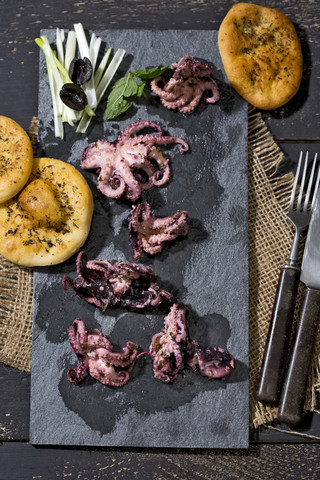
105;64;170;121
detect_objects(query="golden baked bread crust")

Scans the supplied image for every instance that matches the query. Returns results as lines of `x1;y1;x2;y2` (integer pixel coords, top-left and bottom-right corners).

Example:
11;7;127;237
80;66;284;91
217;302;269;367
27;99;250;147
218;3;303;110
0;157;94;266
0;116;33;203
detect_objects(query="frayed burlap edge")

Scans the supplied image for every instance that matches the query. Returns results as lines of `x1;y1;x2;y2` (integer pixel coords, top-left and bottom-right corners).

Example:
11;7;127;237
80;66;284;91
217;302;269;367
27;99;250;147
0;112;319;430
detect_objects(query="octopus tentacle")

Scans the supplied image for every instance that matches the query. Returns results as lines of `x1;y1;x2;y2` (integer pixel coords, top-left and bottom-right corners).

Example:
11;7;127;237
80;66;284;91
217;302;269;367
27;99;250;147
111;158;141;199
146;148;170;186
153;78;195;108
151;77;184;101
118;120;164;144
123;133;189;155
87;331;113;350
179;80;221;113
81;139;115;170
150;77;168;97
179;91;204;114
87;341;139;368
68;317;88;353
202;80;220;104
67;355;88;385
99;172;127;199
100;341;139;368
144;134;189;154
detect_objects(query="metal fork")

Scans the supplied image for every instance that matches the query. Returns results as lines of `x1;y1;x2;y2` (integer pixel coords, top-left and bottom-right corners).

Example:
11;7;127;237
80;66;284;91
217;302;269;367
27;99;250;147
288;151;320;268
257;151;320;406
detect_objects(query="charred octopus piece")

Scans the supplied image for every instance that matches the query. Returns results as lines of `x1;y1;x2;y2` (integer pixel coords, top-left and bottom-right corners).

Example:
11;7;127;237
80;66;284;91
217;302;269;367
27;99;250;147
67;318;141;387
81;120;189;201
128;201;188;259
62;251;173;311
151;55;220;114
149;303;189;383
183;342;235;379
149;303;235;383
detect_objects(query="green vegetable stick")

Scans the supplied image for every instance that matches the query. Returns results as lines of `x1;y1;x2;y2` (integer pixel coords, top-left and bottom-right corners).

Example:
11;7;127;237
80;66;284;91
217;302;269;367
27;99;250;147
94;47;112;88
64;30;77;71
76;48;125;133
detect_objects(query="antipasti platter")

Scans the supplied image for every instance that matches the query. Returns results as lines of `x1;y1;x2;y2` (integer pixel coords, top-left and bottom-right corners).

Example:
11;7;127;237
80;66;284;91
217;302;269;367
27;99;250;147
30;29;248;448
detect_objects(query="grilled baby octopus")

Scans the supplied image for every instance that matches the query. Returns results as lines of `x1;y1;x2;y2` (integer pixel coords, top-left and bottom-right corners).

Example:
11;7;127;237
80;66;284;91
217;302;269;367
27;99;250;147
128;201;188;259
62;251;173;311
150;303;235;383
81;120;189;201
67;318;141;387
151;56;220;113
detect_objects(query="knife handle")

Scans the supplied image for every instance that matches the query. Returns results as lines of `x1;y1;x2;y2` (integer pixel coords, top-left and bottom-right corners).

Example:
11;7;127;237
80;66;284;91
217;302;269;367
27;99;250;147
277;288;320;425
256;265;300;406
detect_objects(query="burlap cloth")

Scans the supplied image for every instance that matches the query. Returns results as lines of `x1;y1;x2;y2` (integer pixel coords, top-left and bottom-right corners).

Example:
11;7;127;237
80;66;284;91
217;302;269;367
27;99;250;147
0;110;319;430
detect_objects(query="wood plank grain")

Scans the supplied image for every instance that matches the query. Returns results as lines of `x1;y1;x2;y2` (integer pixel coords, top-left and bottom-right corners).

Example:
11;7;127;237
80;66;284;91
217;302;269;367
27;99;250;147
1;443;320;480
0;0;319;139
0;364;30;441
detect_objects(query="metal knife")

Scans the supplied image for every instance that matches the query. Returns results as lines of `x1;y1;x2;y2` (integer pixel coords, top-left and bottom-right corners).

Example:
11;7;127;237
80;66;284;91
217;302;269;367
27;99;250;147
278;189;320;425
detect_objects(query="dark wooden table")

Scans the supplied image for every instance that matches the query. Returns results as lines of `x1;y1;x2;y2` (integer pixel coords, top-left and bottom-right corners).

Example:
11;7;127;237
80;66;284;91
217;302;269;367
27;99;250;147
1;1;320;478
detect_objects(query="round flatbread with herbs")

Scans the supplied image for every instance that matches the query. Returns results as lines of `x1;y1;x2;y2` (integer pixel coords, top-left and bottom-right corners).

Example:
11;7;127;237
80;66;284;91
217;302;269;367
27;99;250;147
0;116;33;203
218;3;303;110
0;157;94;266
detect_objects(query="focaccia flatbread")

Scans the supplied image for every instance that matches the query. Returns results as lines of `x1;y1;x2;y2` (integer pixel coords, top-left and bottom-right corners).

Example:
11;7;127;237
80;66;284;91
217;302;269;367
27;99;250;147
0;157;94;266
0;116;33;203
218;3;303;109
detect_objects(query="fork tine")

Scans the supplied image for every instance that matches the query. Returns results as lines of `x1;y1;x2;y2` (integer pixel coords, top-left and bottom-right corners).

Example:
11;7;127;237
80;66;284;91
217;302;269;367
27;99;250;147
311;153;320;211
297;151;308;209
289;150;303;208
303;152;317;212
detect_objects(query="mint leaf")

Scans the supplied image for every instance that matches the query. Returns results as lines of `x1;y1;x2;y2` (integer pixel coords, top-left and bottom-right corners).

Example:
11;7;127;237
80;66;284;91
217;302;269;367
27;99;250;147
134;64;170;79
124;74;139;97
105;96;132;120
105;77;133;120
107;76;129;102
136;80;146;97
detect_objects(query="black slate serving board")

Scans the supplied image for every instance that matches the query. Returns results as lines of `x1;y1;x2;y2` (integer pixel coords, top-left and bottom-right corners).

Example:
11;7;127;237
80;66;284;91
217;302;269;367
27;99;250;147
30;29;248;448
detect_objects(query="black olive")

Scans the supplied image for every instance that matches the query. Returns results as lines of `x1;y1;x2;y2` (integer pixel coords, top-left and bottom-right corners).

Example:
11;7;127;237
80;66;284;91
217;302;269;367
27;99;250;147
60;83;88;111
68;57;93;85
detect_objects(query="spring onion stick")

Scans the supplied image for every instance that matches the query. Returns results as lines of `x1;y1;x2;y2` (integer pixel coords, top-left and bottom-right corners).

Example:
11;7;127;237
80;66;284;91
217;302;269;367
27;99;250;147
89;33;102;71
96;48;126;100
76;48;126;133
45;56;63;139
64;30;77;71
94;47;112;87
56;28;65;66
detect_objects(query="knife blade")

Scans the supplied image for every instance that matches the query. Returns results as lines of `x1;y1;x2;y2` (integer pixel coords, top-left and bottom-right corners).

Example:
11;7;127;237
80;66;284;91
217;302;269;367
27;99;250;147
278;189;320;425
